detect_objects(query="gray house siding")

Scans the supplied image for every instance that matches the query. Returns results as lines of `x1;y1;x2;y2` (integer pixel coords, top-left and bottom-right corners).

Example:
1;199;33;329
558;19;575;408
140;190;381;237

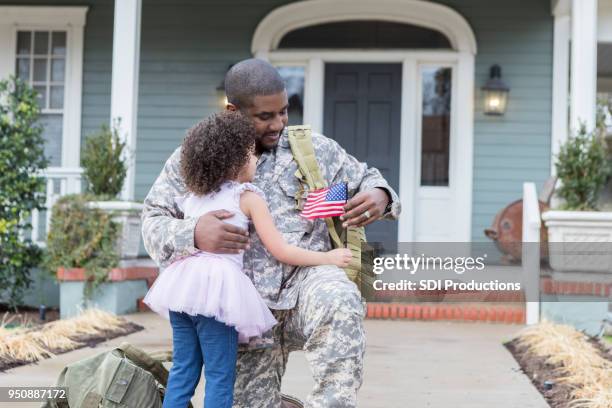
135;0;290;200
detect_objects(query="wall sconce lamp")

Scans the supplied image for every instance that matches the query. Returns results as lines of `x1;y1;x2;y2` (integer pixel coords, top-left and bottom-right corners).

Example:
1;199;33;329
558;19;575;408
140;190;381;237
216;82;228;110
216;64;234;109
482;64;509;116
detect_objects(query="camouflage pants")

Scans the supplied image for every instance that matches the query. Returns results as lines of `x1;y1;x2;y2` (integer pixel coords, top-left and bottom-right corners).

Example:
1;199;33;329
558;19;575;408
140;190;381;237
232;265;366;408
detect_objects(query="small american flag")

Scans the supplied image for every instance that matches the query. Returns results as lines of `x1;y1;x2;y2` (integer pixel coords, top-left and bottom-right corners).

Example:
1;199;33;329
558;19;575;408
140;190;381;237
300;182;348;219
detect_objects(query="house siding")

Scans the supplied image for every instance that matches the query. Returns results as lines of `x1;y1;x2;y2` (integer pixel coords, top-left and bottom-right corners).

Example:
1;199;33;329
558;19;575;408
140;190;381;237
1;0;553;244
135;0;290;200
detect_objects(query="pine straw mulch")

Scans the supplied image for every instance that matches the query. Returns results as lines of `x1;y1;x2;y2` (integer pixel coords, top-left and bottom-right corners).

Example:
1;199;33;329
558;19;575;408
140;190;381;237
0;308;143;372
505;321;612;408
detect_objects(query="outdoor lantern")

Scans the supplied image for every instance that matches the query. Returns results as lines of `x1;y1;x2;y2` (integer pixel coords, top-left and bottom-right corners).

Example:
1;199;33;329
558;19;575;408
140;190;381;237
482;64;509;116
216;82;228;109
216;64;234;109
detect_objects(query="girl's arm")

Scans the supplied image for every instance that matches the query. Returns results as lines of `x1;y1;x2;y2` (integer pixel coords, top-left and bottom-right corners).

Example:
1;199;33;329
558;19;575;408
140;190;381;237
240;191;351;267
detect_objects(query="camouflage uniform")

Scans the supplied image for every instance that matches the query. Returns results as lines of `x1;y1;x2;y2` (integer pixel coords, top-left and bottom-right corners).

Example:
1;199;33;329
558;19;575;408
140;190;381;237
142;131;401;407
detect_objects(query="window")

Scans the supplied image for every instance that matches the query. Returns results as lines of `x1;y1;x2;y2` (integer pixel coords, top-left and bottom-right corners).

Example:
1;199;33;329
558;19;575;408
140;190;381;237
16;30;67;166
277;66;305;126
420;67;452;186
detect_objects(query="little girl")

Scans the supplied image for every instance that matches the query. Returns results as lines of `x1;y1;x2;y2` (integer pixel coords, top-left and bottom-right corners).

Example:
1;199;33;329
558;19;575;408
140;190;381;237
144;111;351;408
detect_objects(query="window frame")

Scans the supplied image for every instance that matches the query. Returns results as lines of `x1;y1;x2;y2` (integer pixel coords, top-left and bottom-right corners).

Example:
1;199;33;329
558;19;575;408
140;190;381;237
0;6;88;169
16;30;68;114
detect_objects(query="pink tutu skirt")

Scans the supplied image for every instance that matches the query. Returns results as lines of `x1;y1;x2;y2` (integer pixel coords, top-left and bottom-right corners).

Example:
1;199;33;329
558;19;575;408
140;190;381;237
143;252;277;343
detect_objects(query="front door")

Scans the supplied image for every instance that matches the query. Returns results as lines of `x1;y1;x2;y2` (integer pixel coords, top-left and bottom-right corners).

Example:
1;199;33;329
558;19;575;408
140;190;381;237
323;63;401;244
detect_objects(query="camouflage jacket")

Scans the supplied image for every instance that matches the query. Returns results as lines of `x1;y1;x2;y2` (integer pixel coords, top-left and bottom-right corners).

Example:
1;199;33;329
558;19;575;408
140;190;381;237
141;130;400;310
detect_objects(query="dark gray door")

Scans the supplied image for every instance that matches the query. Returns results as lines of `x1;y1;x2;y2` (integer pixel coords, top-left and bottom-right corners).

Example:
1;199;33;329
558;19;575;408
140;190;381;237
324;63;401;245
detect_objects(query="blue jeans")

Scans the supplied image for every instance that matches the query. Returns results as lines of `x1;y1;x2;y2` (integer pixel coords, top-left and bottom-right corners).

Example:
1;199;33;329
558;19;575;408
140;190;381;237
163;311;238;408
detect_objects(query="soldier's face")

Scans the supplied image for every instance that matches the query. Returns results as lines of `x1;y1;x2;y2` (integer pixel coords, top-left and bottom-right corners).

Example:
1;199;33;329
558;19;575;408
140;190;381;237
241;91;289;153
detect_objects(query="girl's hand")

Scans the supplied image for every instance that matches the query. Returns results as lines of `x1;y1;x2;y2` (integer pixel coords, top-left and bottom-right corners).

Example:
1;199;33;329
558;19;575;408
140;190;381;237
326;248;353;267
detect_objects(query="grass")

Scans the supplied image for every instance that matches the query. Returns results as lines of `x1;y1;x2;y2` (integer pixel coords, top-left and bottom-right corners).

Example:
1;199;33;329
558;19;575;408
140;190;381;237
603;335;612;345
0;308;125;365
515;321;611;408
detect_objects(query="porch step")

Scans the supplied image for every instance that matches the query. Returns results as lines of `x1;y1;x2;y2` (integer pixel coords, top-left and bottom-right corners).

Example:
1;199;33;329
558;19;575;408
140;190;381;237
365;302;525;324
137;297;151;313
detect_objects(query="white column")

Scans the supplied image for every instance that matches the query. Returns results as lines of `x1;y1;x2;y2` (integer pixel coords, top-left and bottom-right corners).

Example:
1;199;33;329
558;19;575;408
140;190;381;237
522;182;541;325
110;0;142;201
551;14;570;175
62;23;86;168
304;58;324;133
570;0;598;133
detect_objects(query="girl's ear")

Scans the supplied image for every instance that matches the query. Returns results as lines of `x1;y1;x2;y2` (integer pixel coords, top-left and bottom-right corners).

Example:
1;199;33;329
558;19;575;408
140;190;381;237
226;103;238;112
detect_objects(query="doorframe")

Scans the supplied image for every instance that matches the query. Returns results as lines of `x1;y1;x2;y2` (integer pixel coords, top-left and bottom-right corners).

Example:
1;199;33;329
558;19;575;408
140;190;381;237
251;0;476;242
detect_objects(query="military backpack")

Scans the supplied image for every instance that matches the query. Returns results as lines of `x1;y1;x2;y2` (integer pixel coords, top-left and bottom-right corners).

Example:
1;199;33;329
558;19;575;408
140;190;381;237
41;342;190;408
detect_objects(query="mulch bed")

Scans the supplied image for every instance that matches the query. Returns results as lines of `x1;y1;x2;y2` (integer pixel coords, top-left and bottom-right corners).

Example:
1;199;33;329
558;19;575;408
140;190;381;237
0;309;143;372
0;304;60;326
505;336;612;408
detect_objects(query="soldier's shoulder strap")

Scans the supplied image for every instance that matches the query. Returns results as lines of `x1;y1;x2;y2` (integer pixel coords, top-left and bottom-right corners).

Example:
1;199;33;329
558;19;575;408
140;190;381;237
286;125;343;248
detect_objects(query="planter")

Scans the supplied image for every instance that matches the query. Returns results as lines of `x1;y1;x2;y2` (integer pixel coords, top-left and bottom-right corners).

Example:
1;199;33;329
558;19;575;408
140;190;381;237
57;265;158;319
87;201;144;259
542;210;612;272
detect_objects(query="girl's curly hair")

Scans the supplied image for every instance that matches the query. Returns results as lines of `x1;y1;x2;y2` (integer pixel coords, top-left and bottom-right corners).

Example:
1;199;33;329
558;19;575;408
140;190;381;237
180;111;255;195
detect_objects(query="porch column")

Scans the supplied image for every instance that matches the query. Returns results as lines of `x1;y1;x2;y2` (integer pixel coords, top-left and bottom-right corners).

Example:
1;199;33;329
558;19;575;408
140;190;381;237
570;0;598;132
550;7;570;175
110;0;142;201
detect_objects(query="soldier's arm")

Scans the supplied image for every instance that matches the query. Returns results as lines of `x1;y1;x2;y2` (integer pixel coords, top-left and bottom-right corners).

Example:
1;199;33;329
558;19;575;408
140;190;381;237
141;147;200;267
314;134;401;220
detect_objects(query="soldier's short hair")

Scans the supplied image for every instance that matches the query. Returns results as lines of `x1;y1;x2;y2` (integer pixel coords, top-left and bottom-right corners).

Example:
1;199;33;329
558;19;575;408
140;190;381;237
224;59;286;108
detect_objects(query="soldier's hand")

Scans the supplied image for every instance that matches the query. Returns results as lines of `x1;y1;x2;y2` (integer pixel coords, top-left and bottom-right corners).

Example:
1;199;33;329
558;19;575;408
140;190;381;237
194;210;249;254
340;188;389;228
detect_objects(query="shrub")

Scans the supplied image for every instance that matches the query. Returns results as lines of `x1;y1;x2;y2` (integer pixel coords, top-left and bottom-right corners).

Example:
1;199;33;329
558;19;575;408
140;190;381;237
554;123;611;211
81;123;127;199
0;77;48;308
44;194;120;298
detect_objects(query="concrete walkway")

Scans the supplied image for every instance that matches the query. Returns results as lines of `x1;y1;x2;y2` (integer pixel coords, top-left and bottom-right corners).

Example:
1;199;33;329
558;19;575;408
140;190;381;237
0;312;548;408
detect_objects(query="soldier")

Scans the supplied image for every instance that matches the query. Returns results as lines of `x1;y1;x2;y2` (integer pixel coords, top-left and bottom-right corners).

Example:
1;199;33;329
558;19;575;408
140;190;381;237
142;58;401;408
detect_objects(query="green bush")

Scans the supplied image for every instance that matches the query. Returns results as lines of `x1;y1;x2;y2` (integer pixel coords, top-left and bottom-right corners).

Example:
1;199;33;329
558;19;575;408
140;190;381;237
0;77;48;308
81;123;127;199
44;194;120;298
555;123;611;211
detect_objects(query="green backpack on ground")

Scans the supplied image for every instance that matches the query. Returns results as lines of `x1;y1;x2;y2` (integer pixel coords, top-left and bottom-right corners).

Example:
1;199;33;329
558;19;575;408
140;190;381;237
41;342;190;408
287;125;375;295
41;343;305;407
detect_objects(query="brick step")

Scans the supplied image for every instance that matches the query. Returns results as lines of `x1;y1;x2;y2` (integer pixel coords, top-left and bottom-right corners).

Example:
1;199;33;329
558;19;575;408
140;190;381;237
137;299;526;324
137;297;151;312
365;302;525;324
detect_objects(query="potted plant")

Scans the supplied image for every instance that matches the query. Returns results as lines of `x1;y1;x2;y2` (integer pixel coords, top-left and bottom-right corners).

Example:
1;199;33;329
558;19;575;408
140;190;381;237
45;194;152;318
542;121;612;272
81;122;143;259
